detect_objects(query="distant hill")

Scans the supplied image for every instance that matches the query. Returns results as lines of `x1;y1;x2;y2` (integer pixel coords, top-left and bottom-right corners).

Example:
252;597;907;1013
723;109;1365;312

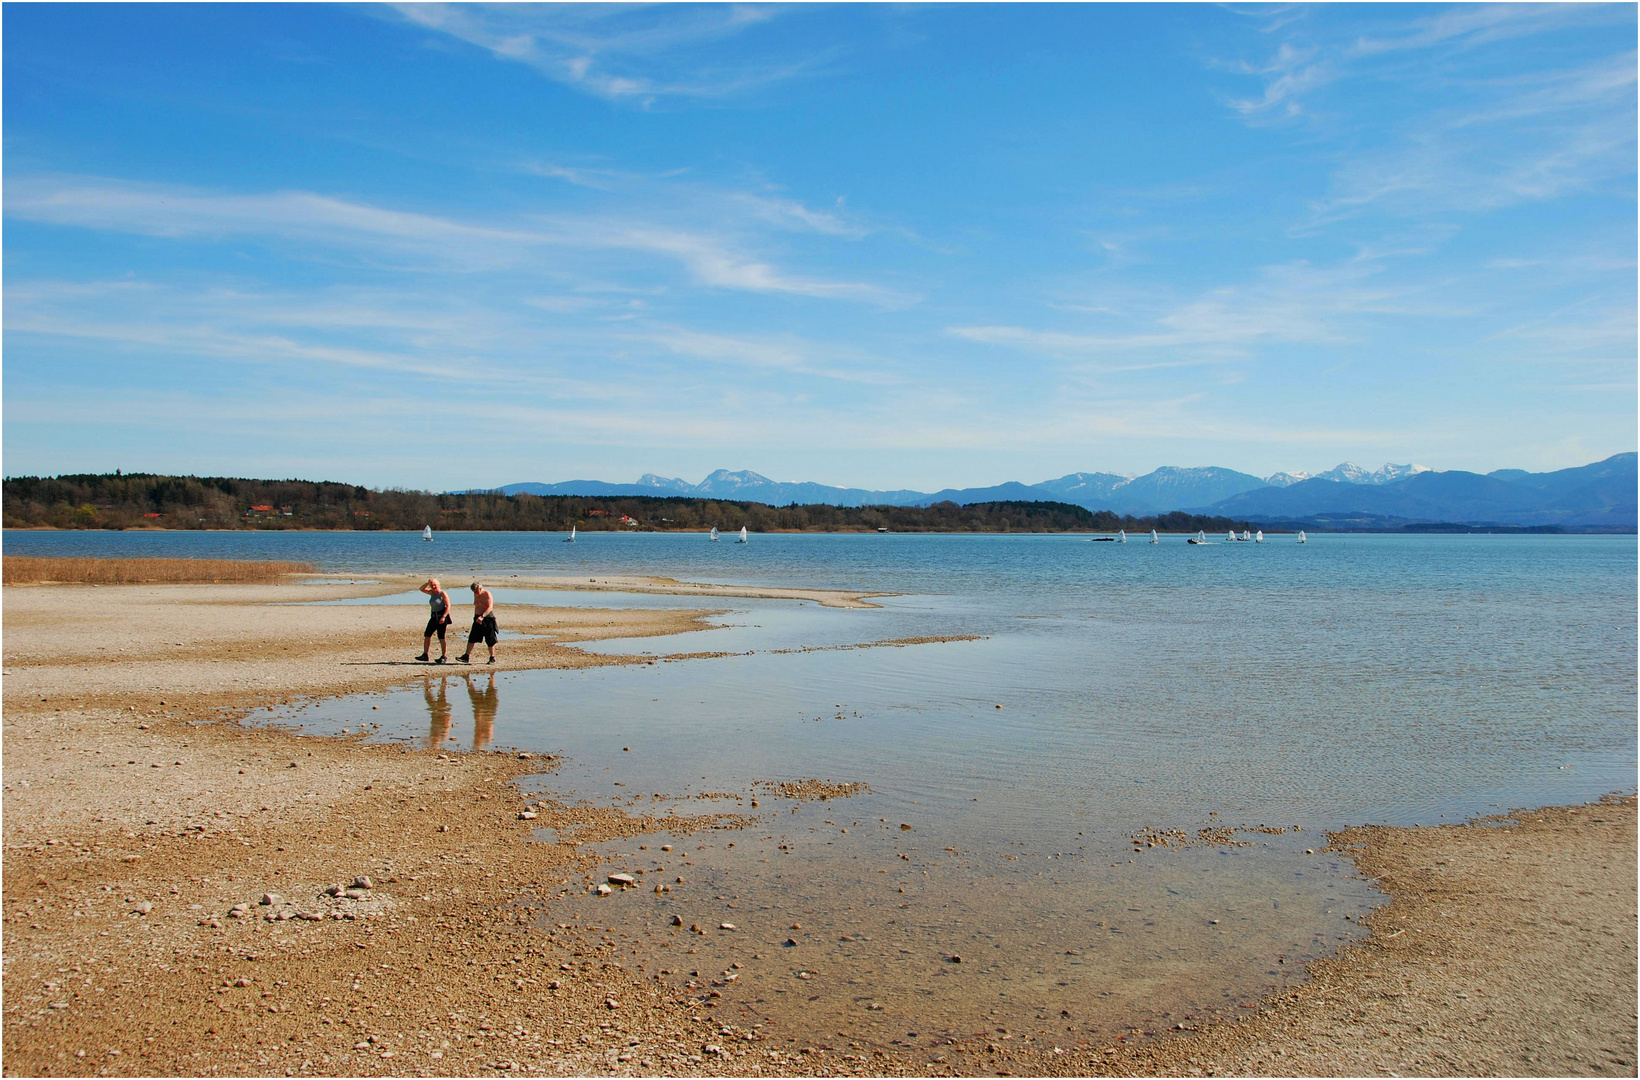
1204;453;1635;530
486;452;1635;531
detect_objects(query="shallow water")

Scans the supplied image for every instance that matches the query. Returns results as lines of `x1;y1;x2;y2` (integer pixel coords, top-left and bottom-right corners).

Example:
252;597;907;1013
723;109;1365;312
13;530;1635;1048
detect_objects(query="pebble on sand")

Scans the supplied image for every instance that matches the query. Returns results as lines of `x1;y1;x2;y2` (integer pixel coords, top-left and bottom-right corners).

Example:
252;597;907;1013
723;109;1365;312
608;873;637;887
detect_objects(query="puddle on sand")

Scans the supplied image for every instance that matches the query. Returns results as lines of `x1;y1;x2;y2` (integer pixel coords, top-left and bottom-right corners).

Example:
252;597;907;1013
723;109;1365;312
527;801;1371;1056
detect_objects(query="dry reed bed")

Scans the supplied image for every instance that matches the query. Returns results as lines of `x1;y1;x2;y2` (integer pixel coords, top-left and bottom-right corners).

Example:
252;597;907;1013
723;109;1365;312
2;556;315;585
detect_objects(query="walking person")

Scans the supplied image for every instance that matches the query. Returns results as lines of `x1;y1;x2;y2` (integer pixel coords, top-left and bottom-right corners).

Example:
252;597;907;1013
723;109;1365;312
458;581;498;664
417;577;452;663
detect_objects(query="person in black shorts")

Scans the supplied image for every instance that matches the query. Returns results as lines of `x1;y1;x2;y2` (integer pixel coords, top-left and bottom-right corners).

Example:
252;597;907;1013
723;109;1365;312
417;578;451;663
458;581;498;664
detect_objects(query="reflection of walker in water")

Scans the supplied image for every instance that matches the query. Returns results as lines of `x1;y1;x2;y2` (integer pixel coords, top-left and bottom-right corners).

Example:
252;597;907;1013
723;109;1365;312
423;677;452;749
422;673;499;750
466;673;498;750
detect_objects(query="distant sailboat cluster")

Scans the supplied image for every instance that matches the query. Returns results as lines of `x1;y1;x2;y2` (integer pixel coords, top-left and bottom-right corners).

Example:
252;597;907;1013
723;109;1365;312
1124;528;1304;545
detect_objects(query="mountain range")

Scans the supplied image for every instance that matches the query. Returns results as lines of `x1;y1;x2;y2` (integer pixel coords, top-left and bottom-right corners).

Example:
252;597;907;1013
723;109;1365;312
493;452;1636;531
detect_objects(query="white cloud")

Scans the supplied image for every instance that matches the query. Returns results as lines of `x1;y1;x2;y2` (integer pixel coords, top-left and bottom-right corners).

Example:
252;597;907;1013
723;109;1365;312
635;327;900;384
6;175;899;303
387;3;811;103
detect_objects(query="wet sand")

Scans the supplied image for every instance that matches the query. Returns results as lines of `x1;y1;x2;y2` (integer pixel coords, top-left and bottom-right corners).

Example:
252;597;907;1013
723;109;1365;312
4;579;1635;1077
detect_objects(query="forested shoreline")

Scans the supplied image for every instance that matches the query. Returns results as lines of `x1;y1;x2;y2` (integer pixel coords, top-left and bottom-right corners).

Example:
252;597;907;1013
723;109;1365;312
2;473;1260;534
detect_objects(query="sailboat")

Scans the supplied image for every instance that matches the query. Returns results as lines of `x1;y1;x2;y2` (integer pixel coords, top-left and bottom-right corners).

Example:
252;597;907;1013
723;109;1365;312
1228;529;1237;542
1149;529;1159;544
1241;530;1252;542
1255;530;1264;543
421;525;433;542
736;525;749;544
1117;530;1126;543
1298;530;1307;544
709;527;720;542
1189;530;1208;545
563;525;576;543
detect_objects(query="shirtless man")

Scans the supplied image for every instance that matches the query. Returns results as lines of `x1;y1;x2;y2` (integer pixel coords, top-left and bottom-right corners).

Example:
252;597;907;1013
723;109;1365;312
417;578;452;663
458;582;498;664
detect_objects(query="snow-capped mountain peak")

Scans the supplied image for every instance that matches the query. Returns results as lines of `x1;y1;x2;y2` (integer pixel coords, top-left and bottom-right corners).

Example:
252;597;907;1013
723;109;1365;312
1371;463;1431;483
1264;471;1311;488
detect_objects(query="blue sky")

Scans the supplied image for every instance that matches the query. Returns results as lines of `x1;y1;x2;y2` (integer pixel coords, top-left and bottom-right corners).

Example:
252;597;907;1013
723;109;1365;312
4;3;1635;490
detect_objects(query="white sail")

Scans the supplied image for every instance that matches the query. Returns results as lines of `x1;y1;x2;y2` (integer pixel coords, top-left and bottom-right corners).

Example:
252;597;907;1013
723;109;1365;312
1298;530;1307;544
1228;529;1236;541
1255;530;1264;543
1117;530;1126;543
737;525;749;543
1149;529;1159;543
564;525;576;543
422;525;433;541
710;527;720;542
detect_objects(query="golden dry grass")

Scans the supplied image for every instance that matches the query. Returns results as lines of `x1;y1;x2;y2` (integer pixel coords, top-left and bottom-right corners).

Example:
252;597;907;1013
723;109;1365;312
2;556;315;585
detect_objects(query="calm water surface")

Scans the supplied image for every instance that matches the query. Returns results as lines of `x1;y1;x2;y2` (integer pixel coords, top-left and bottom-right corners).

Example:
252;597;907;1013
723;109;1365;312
9;530;1635;1050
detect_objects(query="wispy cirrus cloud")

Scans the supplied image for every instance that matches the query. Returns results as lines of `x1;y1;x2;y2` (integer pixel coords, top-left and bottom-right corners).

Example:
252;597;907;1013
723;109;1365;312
634;326;900;384
951;260;1417;366
1300;53;1637;227
5;175;902;303
1348;3;1613;57
388;3;818;103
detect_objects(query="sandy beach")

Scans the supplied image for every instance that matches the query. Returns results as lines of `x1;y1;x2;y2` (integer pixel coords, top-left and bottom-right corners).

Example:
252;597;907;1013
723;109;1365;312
3;577;1634;1077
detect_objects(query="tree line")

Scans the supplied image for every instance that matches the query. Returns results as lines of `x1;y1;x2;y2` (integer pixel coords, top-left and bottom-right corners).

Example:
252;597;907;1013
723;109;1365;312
2;472;1262;534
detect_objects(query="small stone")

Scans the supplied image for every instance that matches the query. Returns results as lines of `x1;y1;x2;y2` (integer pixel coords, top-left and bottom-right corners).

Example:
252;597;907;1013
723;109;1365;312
324;884;344;897
900;823;912;831
132;901;152;915
595;884;612;897
517;753;533;760
439;824;450;832
719;923;736;931
233;978;251;987
660;845;673;853
654;884;670;894
259;894;281;906
670;915;684;926
518;811;537;820
548;979;562;990
784;938;798;947
352;876;373;890
690;924;705;934
608;873;637;888
946;954;961;963
605;998;619;1010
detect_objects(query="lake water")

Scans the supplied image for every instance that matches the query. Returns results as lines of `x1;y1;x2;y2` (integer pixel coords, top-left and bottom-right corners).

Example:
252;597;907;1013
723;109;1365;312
8;529;1636;1053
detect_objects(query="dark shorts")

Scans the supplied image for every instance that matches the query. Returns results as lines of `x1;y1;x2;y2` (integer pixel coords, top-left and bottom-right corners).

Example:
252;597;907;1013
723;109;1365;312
468;613;498;647
424;613;450;640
